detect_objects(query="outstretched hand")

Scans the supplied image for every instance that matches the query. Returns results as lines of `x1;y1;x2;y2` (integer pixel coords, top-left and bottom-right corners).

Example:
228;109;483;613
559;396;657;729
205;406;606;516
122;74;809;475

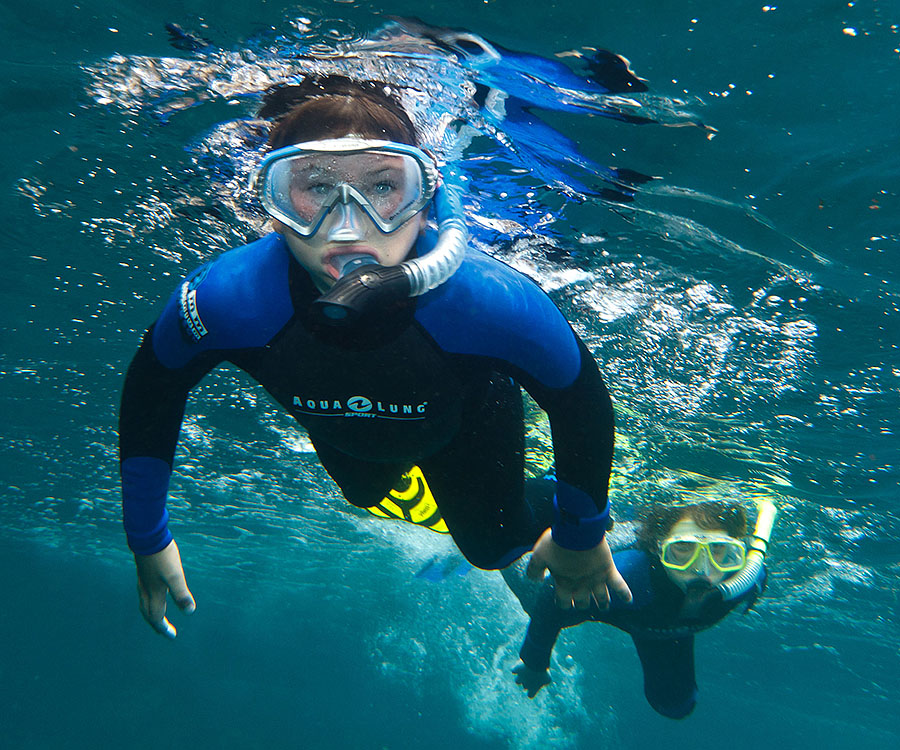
526;528;632;610
133;539;196;638
512;662;551;699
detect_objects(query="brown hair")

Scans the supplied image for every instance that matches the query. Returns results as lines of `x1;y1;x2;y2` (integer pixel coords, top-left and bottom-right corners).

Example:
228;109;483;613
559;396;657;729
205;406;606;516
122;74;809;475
260;76;418;150
636;501;748;554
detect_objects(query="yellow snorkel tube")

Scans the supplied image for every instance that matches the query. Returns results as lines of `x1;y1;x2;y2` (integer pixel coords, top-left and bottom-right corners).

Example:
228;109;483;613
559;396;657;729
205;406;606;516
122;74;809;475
717;498;777;601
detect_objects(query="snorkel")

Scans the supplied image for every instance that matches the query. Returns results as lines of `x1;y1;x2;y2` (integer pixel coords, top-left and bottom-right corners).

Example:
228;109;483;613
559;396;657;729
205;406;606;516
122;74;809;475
311;171;467;324
716;498;777;602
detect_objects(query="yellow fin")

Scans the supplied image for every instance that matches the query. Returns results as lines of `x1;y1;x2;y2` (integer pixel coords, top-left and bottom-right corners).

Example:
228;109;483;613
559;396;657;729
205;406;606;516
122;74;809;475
365;466;449;534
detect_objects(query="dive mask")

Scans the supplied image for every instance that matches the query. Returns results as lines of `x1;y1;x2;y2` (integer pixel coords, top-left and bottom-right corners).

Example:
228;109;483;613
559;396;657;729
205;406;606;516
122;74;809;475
250;137;439;237
660;534;746;573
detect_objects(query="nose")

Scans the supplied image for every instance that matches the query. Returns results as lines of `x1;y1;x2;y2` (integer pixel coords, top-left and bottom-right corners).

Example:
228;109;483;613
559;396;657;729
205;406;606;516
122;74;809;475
326;198;366;243
691;550;713;577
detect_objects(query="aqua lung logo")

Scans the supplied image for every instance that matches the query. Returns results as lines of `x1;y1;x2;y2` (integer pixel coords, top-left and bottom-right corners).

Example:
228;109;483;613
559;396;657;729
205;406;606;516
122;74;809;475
347;396;373;412
292;395;427;420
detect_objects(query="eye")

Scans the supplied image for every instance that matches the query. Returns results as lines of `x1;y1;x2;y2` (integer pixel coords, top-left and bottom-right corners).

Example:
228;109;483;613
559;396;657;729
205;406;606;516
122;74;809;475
372;180;397;194
292;170;338;195
302;182;330;195
710;542;742;566
667;541;695;563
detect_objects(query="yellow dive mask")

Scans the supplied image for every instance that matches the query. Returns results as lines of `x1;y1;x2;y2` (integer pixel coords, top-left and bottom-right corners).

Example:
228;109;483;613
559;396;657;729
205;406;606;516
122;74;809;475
660;534;746;573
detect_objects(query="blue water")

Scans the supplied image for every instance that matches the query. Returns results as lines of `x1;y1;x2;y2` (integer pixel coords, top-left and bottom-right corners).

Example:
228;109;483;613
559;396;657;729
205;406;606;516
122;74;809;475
2;1;898;747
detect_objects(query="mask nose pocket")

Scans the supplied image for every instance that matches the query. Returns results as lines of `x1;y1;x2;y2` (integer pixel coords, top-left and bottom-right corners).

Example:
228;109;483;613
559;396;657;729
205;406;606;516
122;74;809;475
326;196;366;242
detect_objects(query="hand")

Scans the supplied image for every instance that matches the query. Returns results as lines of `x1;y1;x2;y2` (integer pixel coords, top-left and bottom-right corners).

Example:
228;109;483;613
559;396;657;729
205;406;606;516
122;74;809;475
526;528;632;610
133;540;196;638
512;662;551;699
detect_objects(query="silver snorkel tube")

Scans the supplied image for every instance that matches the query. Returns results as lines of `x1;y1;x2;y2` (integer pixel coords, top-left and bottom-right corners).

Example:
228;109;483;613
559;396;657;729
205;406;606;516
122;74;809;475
401;172;468;295
717;498;777;602
311;170;467;324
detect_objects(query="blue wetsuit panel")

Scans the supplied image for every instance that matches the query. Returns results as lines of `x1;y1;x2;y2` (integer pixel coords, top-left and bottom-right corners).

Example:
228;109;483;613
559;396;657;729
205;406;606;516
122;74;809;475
415;250;581;390
152;233;295;369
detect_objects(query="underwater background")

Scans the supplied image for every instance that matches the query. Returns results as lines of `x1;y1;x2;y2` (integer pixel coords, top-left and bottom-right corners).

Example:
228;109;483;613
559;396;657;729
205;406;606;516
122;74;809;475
1;0;898;747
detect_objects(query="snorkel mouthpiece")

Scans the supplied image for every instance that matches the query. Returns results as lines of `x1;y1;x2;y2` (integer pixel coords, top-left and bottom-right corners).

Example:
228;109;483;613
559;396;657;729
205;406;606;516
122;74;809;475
313;263;411;324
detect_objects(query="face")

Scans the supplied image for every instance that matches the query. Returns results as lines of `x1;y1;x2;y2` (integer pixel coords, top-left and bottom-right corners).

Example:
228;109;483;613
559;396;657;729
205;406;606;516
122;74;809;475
271;146;428;292
661;517;738;591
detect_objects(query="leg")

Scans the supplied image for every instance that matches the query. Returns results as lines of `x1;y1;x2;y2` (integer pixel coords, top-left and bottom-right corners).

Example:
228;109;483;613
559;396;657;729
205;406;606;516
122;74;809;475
419;374;548;569
631;636;698;719
311;437;408;509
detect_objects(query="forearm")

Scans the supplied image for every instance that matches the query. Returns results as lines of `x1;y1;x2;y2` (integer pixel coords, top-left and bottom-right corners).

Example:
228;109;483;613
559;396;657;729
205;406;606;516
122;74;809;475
519;589;572;671
119;328;214;553
530;340;615;549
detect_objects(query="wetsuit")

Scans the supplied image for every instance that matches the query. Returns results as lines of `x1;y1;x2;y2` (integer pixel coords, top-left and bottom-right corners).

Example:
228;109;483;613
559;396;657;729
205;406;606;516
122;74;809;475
511;549;765;719
119;231;615;569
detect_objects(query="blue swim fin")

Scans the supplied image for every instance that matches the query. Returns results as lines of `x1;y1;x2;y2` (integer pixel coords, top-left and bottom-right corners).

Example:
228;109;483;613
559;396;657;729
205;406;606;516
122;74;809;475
415;555;472;582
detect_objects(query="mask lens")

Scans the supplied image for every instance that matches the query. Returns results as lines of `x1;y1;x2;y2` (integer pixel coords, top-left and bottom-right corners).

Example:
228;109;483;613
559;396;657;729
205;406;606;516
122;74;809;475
708;541;745;571
662;540;699;569
261;147;429;234
661;536;746;572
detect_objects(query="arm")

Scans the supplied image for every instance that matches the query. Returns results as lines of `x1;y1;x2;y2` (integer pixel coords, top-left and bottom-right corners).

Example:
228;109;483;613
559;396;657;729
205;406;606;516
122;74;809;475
517;585;571;672
119;237;294;636
119;325;218;555
512;586;569;698
119;323;218;636
521;339;631;609
415;253;631;607
119;261;226;634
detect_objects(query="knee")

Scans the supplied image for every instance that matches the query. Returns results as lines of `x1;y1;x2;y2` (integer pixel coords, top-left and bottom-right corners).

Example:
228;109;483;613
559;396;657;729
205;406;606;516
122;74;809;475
650;698;696;720
645;686;697;720
463;544;531;571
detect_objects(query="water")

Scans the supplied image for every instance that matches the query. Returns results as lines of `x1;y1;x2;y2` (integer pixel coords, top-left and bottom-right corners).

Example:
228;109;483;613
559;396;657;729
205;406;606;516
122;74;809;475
2;1;898;747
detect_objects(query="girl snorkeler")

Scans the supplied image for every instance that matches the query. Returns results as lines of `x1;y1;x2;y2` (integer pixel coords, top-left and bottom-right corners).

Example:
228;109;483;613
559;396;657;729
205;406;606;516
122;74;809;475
119;75;632;638
505;499;773;719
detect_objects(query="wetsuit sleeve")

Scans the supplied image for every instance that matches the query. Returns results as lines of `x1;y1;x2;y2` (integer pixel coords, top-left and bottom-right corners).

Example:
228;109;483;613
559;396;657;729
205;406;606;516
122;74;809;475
118;237;294;555
520;338;614;550
519;586;583;672
415;252;616;551
119;327;220;554
118;257;230;555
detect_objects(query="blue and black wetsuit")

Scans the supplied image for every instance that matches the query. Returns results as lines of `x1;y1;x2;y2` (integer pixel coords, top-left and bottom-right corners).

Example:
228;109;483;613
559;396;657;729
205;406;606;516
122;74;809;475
511;550;764;719
119;231;615;568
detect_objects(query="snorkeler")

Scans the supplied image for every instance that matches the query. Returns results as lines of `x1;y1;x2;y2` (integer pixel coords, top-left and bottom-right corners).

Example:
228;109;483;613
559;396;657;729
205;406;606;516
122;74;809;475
504;499;775;719
119;75;632;638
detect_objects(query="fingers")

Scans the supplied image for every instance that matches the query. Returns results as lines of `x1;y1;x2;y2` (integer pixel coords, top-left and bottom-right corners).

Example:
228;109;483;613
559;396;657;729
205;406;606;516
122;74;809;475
133;542;195;639
137;578;178;639
525;553;548;582
166;572;197;615
152;616;178;639
589;580;611;611
552;575;593;610
607;567;633;604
